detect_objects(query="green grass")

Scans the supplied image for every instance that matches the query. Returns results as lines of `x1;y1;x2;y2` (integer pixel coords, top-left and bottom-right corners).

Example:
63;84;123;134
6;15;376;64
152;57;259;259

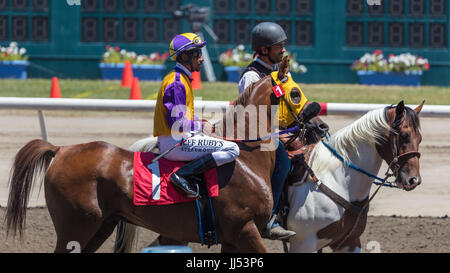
0;78;449;105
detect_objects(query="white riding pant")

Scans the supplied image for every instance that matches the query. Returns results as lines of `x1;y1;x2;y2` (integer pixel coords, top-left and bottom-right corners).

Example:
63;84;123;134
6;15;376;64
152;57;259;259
157;133;240;166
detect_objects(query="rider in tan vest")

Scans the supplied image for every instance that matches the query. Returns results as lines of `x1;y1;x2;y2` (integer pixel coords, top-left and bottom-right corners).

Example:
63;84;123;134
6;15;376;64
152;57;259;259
238;22;296;241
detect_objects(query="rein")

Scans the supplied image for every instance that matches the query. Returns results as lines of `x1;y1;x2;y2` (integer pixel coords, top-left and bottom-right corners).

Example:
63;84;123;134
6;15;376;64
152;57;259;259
321;140;399;188
210;124;302;143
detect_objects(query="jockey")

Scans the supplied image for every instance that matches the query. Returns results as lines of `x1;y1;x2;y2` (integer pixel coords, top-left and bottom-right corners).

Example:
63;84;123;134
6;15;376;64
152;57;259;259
154;33;240;198
238;22;296;241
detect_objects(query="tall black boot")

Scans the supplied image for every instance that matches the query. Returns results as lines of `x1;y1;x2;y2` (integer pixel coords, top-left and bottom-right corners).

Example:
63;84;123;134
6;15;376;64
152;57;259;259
170;154;217;198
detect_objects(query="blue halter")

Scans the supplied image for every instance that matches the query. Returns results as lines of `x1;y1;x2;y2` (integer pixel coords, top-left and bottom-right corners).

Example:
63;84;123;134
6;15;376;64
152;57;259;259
320;139;398;188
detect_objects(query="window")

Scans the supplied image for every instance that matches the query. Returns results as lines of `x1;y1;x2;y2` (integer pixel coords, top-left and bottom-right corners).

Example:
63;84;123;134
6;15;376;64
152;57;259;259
346;0;447;48
80;0;180;43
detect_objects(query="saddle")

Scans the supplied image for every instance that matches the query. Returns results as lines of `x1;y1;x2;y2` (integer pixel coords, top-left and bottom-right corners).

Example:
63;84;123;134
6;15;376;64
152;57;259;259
133;150;219;247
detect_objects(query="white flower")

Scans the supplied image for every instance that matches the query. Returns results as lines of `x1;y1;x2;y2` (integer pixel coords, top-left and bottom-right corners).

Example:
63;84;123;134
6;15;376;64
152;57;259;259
299;65;307;73
237;44;245;51
19;48;26;55
120;49;126;55
232;54;240;63
219;54;227;63
9;41;18;48
244;53;252;61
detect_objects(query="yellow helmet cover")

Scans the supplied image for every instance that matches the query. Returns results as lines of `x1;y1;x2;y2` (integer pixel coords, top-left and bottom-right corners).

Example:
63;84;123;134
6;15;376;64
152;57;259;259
270;71;308;128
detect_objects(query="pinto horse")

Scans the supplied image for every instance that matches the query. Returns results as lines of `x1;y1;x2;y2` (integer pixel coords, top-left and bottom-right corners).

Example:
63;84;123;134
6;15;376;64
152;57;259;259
286;101;424;253
5;57;326;253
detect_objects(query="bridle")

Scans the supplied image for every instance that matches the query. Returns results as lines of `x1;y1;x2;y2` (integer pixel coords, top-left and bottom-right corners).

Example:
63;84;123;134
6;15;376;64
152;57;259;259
385;108;421;182
270;76;307;147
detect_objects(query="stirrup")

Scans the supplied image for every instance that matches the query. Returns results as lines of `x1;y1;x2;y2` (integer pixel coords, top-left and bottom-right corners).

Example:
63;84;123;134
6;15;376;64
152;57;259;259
262;214;296;241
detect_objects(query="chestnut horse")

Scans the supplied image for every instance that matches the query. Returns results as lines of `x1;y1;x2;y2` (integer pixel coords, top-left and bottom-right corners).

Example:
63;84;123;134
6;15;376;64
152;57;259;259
4;57;325;253
287;101;424;252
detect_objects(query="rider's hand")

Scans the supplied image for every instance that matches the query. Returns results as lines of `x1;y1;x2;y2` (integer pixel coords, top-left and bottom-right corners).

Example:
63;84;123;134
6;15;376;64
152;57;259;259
201;119;213;135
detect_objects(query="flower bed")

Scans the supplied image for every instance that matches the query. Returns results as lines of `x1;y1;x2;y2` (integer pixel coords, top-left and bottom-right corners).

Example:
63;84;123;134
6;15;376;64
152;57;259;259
99;46;168;81
219;45;307;82
0;42;29;79
219;45;252;82
351;50;429;86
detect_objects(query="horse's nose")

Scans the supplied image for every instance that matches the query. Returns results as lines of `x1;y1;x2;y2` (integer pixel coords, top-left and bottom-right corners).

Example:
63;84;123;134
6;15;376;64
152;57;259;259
318;122;329;137
408;176;421;186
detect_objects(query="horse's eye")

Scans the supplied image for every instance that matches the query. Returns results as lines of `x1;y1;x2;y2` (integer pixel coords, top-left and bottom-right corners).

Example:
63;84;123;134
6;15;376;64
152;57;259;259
290;88;302;104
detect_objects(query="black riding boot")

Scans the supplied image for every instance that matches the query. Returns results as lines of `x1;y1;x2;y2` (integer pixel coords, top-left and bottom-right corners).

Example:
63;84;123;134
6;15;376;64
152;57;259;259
170;154;217;198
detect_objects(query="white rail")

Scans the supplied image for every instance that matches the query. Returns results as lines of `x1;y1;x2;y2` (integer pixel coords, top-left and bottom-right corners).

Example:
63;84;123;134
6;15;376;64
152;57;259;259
1;97;449;141
1;97;449;116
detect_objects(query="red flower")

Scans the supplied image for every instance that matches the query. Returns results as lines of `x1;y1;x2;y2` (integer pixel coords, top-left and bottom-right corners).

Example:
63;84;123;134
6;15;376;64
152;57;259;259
389;54;395;58
226;48;232;58
106;45;111;51
161;52;169;60
115;46;120;52
374;49;383;56
151;52;160;61
425;63;430;70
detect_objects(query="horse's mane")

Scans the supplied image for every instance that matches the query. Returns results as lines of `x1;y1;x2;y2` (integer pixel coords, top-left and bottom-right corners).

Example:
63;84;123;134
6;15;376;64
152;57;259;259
310;106;421;173
327;108;391;161
232;76;270;106
309;108;391;174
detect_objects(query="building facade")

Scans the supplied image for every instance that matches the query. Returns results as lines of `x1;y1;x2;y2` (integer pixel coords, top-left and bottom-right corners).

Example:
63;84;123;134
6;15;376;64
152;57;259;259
0;0;448;85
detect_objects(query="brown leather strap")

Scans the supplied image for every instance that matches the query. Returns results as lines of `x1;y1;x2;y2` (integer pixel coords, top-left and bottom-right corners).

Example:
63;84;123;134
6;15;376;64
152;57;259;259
302;161;363;215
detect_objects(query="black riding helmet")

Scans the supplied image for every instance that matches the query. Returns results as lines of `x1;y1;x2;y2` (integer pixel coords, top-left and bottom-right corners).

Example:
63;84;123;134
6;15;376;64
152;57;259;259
251;22;287;52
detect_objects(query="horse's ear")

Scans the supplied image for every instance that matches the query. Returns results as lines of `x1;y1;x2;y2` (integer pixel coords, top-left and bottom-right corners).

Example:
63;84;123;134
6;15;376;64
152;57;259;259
396;100;405;117
277;55;290;81
414;100;425;114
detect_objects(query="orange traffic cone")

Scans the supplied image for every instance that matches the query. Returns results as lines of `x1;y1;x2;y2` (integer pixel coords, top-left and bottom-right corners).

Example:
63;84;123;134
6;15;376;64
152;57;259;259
50;77;62;98
129;77;142;100
122;60;134;88
191;71;202;90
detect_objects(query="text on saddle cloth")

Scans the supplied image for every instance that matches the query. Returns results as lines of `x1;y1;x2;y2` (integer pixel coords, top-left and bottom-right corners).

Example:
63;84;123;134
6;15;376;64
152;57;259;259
133;151;219;206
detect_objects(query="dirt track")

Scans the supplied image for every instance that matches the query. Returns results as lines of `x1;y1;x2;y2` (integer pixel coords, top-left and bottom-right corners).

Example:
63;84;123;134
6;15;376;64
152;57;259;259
1;207;448;253
0;110;449;253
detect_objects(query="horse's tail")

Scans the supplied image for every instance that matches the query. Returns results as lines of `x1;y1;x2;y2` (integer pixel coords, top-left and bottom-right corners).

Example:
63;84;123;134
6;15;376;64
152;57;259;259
113;221;139;253
5;139;58;238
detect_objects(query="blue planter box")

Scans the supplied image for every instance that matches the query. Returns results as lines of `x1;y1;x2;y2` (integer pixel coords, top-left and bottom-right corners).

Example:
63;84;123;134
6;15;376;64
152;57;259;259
224;66;241;83
99;63;166;81
357;71;423;87
0;60;29;79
